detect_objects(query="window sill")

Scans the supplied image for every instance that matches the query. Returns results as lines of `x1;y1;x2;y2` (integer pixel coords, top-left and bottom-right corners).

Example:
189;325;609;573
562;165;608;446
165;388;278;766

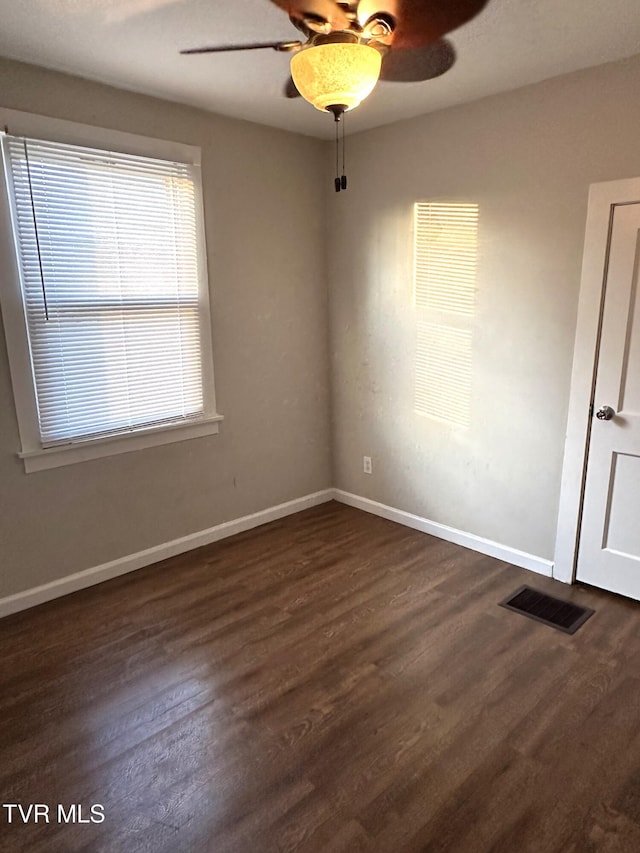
18;415;224;473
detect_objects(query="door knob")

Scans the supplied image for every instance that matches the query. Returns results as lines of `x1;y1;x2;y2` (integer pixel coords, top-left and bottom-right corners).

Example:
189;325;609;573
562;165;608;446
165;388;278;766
596;405;616;421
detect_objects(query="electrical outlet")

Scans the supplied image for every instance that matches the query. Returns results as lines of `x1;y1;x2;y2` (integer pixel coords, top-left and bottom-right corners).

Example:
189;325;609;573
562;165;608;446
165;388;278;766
363;456;372;475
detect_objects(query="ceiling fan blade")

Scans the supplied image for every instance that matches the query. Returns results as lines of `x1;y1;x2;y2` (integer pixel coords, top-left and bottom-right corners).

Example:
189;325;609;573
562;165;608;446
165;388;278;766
358;0;488;49
268;0;349;30
284;77;302;98
181;41;301;55
381;38;455;82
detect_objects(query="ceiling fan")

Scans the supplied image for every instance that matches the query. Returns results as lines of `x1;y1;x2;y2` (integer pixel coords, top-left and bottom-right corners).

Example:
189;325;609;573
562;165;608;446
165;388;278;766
182;0;488;189
181;0;488;106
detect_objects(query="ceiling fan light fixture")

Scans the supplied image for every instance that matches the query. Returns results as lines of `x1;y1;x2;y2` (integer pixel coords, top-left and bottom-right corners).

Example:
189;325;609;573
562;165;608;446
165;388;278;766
290;42;382;112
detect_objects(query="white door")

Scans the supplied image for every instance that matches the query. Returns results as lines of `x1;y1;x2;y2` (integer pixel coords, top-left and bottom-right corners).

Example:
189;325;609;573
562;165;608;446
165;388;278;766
577;202;640;598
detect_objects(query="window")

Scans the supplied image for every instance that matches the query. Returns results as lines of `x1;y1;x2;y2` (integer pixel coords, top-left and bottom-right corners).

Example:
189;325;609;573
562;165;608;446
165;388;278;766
0;115;221;472
414;202;479;428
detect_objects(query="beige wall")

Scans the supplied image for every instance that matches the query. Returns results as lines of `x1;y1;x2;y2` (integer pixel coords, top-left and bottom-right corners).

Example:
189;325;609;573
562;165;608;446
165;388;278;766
327;53;640;561
0;59;332;599
3;51;640;602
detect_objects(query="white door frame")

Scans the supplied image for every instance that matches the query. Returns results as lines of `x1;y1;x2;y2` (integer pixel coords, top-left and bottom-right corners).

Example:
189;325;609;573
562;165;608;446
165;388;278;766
554;177;640;583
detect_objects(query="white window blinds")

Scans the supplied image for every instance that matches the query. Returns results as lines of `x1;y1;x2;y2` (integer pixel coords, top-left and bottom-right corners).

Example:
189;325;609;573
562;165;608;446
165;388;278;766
2;135;209;447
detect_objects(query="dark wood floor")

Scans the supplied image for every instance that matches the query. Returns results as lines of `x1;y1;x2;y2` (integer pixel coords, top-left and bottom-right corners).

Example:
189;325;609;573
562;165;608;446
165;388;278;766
1;502;640;852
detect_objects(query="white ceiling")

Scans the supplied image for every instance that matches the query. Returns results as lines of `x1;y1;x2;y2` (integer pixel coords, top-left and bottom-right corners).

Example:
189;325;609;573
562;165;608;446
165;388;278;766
1;0;639;139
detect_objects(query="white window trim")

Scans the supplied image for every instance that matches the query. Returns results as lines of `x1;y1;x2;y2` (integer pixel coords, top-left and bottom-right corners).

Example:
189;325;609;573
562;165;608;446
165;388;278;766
0;108;223;473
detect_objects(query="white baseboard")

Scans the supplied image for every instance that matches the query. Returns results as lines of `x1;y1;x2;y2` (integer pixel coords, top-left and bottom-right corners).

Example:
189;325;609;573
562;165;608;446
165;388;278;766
0;489;334;619
333;490;554;578
1;486;554;620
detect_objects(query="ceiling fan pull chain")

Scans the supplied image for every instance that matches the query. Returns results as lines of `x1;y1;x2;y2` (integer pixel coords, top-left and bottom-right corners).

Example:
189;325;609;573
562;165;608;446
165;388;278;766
334;114;341;192
341;110;347;191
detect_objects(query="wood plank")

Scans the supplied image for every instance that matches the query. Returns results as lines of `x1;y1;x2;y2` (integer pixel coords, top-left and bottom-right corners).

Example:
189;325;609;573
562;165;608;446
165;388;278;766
1;501;639;852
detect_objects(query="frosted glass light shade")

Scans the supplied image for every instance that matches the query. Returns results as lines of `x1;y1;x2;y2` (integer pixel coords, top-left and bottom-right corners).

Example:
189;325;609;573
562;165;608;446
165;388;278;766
290;43;382;112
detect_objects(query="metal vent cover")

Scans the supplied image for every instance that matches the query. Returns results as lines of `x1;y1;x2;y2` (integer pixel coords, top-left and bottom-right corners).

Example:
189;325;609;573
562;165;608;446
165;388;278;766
499;586;594;634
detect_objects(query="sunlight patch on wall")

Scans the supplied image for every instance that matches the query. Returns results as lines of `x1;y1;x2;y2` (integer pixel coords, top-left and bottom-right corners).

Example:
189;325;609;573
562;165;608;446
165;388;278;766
414;203;479;427
415;323;473;427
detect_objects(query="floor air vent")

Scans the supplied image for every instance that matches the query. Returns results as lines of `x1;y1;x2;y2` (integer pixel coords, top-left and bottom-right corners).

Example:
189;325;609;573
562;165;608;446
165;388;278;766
499;586;594;634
